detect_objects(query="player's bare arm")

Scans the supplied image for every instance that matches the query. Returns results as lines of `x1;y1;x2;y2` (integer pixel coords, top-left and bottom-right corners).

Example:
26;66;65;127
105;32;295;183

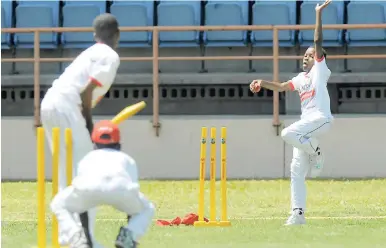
250;79;293;93
314;0;331;60
80;81;97;135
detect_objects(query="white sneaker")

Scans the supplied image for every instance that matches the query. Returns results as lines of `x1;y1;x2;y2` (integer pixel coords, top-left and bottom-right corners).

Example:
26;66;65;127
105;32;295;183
285;209;306;226
309;147;324;178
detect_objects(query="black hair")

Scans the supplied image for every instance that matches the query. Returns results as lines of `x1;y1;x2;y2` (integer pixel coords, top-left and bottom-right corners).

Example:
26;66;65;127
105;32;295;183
309;45;327;59
94;143;121;151
93;13;119;47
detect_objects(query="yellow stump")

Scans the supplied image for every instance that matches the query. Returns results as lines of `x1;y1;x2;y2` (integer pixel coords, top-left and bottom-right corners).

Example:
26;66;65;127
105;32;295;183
65;128;73;186
37;127;73;247
209;127;217;224
194;126;231;227
37;127;46;248
52;128;60;248
195;127;207;225
220;127;231;226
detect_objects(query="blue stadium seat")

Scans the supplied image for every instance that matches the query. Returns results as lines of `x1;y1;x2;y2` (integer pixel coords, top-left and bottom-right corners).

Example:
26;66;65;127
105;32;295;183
346;1;386;47
110;1;153;47
299;1;344;47
62;1;106;48
251;1;296;47
157;1;200;47
203;1;249;47
1;0;12;49
14;1;60;48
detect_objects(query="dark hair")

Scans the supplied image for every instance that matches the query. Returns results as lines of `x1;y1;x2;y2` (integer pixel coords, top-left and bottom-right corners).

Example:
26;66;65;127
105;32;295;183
310;45;327;59
93;13;119;45
94;143;121;151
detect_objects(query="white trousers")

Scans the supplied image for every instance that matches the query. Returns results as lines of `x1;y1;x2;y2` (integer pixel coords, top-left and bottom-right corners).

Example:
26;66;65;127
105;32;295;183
41;90;95;245
50;178;155;244
281;116;332;210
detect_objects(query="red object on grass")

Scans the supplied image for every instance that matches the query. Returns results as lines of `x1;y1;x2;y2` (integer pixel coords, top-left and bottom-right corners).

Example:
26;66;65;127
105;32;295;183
156;213;209;226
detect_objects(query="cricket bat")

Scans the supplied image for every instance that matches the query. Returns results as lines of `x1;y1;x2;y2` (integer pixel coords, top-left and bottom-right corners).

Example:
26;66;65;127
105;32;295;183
111;101;146;125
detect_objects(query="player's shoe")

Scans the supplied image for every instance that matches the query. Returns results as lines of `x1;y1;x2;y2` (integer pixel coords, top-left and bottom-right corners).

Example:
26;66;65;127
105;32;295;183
309;147;324;178
284;209;306;226
69;229;91;248
115;226;137;248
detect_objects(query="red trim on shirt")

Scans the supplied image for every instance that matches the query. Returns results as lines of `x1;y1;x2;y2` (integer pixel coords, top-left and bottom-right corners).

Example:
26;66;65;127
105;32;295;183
90;77;102;87
288;81;295;91
299;90;315;102
315;56;324;63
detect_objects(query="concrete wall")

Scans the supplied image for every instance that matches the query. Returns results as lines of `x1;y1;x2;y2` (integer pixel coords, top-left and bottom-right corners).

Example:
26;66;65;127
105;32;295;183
2;115;385;180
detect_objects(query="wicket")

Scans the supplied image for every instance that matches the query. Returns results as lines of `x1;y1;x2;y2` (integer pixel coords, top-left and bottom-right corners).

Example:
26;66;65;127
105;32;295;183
37;127;73;248
194;127;231;227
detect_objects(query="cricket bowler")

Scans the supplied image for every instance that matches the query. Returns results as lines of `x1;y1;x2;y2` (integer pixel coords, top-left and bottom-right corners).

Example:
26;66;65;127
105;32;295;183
250;0;334;225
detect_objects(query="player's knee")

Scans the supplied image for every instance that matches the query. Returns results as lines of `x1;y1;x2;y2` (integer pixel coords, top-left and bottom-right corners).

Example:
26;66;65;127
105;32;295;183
281;128;290;141
281;127;297;142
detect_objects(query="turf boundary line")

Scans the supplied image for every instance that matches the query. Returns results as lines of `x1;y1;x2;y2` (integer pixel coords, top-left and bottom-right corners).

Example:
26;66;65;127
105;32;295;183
4;215;386;222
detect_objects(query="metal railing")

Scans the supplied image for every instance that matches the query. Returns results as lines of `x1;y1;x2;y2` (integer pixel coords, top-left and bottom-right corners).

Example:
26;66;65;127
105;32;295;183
2;24;386;136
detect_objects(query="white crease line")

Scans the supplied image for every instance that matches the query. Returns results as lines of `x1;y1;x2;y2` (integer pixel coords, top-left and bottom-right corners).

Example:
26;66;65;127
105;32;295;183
3;216;386;222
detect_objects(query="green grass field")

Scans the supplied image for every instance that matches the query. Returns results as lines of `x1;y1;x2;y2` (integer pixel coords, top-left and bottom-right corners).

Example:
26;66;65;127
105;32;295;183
2;179;386;248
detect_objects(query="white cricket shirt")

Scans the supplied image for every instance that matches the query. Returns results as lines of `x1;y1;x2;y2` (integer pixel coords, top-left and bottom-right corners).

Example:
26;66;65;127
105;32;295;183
289;57;333;120
48;43;120;108
72;148;139;191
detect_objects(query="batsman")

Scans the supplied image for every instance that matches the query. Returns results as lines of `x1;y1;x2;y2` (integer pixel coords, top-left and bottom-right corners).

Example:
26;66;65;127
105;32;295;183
38;13;147;247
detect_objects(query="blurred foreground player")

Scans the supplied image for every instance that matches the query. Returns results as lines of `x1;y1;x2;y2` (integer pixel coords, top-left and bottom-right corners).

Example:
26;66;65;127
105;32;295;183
50;120;155;248
39;14;120;245
250;0;333;225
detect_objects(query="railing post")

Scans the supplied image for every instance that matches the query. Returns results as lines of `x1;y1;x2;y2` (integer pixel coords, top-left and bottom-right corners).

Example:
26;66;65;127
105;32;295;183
152;28;161;136
34;30;41;128
272;27;281;136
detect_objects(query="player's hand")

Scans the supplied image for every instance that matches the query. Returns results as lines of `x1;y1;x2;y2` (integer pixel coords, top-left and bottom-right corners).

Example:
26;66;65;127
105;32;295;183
250;80;262;93
315;0;331;12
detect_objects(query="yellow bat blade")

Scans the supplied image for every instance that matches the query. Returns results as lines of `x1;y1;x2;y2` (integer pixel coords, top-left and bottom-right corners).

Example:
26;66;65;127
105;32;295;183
111;101;146;125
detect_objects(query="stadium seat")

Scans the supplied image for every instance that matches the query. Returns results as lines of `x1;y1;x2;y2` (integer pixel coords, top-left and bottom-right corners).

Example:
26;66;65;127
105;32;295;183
62;1;107;48
14;1;60;48
203;1;249;47
1;0;12;49
251;1;296;47
110;1;153;47
346;1;386;46
157;1;200;47
299;0;344;47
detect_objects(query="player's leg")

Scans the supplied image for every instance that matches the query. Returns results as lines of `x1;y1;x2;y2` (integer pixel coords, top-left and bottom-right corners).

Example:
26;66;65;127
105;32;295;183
118;192;155;248
50;186;95;248
281;117;332;177
41;102;97;245
281;117;331;155
41;103;77;245
41;103;72;191
68;111;99;247
103;184;155;248
285;147;310;226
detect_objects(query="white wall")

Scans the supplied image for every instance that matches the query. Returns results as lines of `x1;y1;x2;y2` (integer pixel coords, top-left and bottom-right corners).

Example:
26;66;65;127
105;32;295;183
2;115;386;180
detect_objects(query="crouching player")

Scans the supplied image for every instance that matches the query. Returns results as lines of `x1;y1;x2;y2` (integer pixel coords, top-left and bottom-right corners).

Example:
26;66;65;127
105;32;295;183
50;120;155;248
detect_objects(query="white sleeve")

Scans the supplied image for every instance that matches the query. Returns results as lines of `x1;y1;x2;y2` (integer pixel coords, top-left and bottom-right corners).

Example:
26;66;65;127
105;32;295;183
314;57;331;84
89;54;120;88
288;74;302;91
